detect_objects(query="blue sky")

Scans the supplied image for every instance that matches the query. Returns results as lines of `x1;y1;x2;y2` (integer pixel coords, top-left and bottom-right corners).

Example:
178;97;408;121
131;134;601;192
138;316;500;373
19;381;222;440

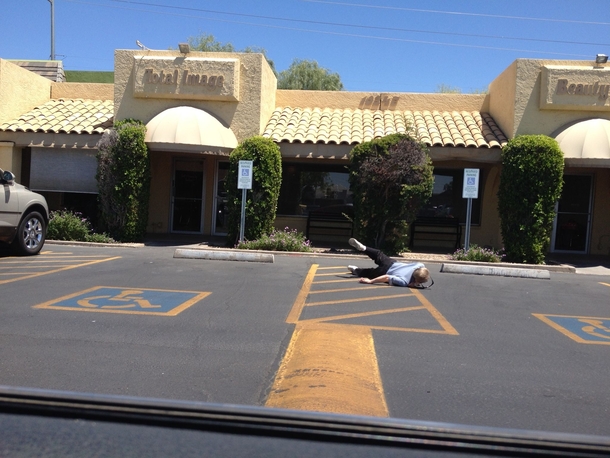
1;0;609;93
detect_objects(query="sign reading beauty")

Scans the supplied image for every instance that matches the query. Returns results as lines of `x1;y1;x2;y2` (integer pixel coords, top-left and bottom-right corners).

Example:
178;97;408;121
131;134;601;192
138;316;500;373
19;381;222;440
133;56;239;101
540;65;610;111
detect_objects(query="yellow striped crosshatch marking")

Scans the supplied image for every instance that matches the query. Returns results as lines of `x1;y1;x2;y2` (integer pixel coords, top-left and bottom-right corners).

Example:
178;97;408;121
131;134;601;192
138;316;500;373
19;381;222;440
268;263;457;416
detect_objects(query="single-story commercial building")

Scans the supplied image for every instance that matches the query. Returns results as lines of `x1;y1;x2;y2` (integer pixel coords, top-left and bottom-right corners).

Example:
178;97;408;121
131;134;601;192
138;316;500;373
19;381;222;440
1;50;609;254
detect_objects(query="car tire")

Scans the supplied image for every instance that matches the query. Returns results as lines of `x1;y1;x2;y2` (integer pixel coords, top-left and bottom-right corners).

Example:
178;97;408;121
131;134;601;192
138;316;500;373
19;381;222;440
13;211;46;256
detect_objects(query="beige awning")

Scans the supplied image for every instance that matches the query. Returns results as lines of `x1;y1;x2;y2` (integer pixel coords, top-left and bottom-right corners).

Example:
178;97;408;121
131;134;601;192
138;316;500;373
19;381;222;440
145;106;237;153
554;118;610;167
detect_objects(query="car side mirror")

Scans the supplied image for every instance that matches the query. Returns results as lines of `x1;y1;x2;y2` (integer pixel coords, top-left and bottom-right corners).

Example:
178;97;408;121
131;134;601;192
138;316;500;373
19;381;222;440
2;170;15;184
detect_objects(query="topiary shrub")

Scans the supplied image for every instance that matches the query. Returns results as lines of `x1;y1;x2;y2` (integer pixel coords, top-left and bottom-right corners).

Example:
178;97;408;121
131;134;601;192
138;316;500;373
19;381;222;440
225;137;282;244
96;119;150;242
349;134;434;254
497;135;564;264
235;227;312;252
47;210;115;243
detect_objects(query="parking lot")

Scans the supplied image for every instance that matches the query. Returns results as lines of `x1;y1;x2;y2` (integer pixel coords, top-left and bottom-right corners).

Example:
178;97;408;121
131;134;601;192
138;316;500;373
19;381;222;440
1;243;609;437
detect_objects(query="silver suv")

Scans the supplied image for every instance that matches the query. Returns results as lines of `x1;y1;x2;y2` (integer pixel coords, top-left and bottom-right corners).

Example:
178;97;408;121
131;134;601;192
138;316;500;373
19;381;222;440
0;168;49;255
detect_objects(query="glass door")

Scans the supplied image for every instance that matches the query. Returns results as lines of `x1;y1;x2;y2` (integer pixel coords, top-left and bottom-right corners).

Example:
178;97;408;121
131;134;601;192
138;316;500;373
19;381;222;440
551;175;593;253
171;160;204;233
213;161;230;235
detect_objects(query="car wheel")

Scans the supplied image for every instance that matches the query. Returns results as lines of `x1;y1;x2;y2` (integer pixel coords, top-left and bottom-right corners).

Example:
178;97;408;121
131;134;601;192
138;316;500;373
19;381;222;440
13;211;46;256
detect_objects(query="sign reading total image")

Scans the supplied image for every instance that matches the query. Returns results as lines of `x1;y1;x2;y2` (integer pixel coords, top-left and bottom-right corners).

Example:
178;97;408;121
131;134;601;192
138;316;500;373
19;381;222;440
133;57;239;101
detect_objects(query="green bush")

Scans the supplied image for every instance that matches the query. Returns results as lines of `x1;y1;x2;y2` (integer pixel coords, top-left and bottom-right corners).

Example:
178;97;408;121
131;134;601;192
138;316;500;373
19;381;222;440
96;119;151;242
497;135;564;264
47;210;115;243
349;134;434;254
451;244;504;263
236;227;313;252
225;137;282;244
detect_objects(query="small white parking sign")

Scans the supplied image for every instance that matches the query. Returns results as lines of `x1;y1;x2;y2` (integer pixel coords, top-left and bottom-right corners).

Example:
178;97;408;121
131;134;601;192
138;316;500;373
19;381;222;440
238;160;253;190
462;168;480;199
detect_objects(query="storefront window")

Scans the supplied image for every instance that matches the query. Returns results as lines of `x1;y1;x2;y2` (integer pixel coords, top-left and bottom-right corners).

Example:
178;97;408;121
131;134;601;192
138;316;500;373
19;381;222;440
277;163;353;216
417;169;481;225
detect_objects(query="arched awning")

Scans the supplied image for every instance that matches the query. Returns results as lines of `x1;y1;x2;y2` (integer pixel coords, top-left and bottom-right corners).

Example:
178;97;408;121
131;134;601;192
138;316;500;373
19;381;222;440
145;106;238;153
553;118;610;167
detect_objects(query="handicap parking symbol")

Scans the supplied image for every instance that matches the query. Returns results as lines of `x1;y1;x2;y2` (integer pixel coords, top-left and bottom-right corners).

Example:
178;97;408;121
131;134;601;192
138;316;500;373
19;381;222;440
533;314;610;345
34;287;211;316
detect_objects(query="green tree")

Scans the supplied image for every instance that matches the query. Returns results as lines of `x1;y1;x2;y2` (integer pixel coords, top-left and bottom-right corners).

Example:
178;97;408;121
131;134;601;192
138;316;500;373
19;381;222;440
184;33;277;75
96;119;151;242
497;135;564;264
277;59;344;90
349;134;434;254
225;137;282;245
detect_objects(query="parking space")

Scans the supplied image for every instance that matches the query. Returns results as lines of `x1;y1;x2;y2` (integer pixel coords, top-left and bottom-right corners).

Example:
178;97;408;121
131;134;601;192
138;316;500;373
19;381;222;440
33;286;211;316
0;250;121;285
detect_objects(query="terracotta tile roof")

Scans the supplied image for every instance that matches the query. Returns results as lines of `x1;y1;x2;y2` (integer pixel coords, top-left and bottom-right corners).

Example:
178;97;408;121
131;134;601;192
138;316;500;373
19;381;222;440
263;107;507;148
0;99;113;134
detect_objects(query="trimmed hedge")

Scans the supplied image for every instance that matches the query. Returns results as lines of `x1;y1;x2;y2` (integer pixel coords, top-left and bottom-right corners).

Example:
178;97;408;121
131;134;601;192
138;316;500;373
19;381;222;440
225;137;282;244
497;135;564;264
96;119;151;242
349;134;434;254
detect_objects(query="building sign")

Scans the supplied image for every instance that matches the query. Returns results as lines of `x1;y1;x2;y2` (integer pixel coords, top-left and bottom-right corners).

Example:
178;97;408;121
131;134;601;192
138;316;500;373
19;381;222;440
540;65;610;111
133;57;239;101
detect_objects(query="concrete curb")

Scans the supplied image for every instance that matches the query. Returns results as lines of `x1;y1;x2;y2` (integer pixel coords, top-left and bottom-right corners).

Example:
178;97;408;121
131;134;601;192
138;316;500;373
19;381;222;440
46;240;579;273
174;248;274;263
441;263;551;279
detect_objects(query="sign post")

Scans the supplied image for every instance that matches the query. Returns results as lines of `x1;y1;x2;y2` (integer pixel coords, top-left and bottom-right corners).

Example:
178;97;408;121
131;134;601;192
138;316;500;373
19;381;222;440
237;160;253;243
462;168;480;250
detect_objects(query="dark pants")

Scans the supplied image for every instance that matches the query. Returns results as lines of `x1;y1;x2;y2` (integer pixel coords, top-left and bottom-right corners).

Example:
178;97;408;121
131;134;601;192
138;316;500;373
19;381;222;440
355;247;396;279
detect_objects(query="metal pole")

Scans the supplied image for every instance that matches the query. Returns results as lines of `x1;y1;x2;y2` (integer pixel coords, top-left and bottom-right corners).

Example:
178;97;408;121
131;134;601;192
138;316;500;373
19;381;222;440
239;188;246;243
464;198;472;249
48;0;55;60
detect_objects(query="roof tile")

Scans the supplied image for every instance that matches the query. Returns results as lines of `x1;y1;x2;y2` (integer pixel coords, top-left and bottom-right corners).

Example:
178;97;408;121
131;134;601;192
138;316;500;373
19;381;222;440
262;107;507;149
0;99;114;135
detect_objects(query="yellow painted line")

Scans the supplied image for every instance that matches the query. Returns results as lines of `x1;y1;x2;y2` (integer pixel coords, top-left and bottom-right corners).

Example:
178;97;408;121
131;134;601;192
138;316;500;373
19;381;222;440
300;305;425;324
312;278;357;284
286;264;318;324
0;256;121;285
411;288;459;335
307;293;414;307
316;266;351;270
314;271;352;277
309;286;377;294
265;323;389;417
601;282;610;288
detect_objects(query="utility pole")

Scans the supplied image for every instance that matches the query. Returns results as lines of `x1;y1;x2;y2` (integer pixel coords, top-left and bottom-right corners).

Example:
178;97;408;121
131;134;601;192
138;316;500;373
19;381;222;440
48;0;55;60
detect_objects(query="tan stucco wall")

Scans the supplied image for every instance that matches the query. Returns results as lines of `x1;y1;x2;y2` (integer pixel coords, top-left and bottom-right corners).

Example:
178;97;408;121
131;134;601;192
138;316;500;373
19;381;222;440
488;61;517;138
490;59;610;138
0;59;51;125
51;82;113;100
113;50;276;143
276;90;488;112
0;142;20;178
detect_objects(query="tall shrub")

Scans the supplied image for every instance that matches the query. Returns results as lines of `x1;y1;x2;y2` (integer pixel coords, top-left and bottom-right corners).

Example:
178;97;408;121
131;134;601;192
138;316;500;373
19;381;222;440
225;137;282;244
96;119;151;242
497;135;564;264
349;134;434;254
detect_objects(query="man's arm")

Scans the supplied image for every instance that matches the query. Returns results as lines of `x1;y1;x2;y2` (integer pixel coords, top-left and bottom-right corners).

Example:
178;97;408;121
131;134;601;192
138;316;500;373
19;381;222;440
359;275;390;284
